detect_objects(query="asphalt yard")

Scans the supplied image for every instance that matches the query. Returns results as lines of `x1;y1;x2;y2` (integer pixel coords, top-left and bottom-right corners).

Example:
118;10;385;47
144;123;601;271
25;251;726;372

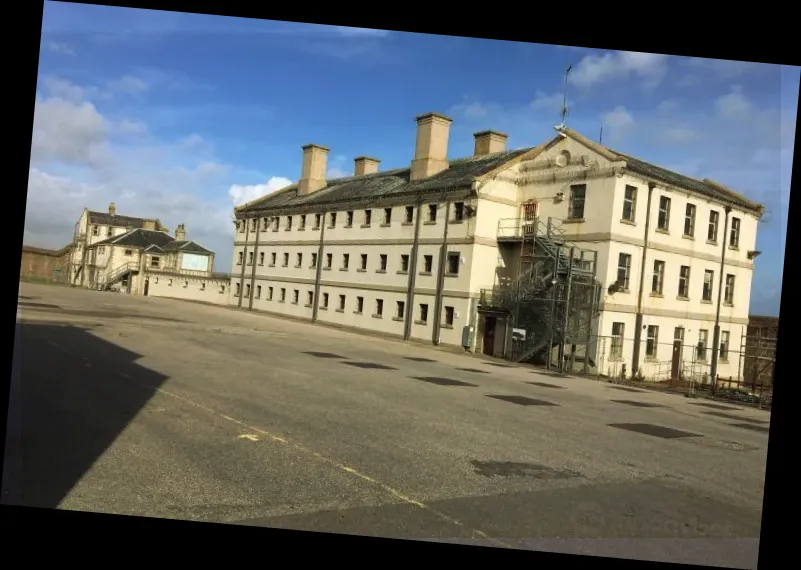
7;282;769;568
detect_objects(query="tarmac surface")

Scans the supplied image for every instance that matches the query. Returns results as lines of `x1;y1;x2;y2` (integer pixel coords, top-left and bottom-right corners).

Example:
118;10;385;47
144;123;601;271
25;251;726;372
6;283;770;567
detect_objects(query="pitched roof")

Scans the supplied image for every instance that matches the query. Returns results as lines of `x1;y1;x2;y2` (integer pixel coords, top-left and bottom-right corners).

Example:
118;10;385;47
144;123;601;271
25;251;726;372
559;128;763;213
87;210;167;230
235;148;532;216
23;243;73;256
88;228;213;255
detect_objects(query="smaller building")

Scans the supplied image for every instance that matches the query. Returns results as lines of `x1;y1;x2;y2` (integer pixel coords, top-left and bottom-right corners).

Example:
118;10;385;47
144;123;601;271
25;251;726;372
84;223;231;305
20;244;72;284
742;314;778;388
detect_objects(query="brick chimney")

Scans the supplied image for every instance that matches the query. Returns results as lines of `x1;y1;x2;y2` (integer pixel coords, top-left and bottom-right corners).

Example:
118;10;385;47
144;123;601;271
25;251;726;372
108;202;117;216
473;130;508;156
175;224;186;241
410;112;452;181
298;144;329;195
354;156;380;176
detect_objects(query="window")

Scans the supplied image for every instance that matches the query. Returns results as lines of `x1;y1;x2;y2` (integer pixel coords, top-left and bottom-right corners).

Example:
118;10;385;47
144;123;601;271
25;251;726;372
270;252;276;266
379;254;387;271
322;293;329;308
400;254;409;272
286;216;293;231
652;260;665;294
657;196;671;231
326;253;333;268
428;204;437;222
256;285;261;298
703;270;714;301
299;215;306;230
405;206;414;224
124;249;133;256
220;284;226;294
617;253;631;290
99;246;106;255
697;330;708;361
684;204;696;237
343;253;349;269
259;252;265;266
293;290;299;304
168;279;173;286
674;326;685;343
708;211;719;242
150;256;160;268
444;306;455;326
311;253;317;267
678;266;690;297
446;252;460;275
201;282;206;291
724;274;735;304
423;255;433;273
383;208;392;225
453;202;465;222
237;252;244;265
314;214;321;229
339;295;346;311
248;252;254;265
375;299;384;317
282;253;289;267
356;296;364;313
720;331;730;361
307;291;314;306
92;225;99;235
273;217;279;231
729;217;741;248
329;212;337;228
419;303;429;324
107;227;112;236
611;322;624;357
622;185;637;221
646;325;659;358
280;288;286;302
364;209;372;226
268;287;273;300
235;282;241;296
346;211;354;227
262;217;268;231
360;254;368;270
568;184;586;219
296;252;303;267
397;301;405;319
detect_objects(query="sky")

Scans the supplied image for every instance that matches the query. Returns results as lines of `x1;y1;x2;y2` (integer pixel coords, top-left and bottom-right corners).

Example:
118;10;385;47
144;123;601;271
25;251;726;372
30;2;797;316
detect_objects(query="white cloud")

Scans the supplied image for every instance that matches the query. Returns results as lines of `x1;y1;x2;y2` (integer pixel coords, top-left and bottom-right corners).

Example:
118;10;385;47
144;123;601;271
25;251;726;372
529;91;565;113
31;97;109;166
684;57;768;79
47;41;75;55
715;85;752;119
334;26;389;38
108;75;149;94
601;105;634;130
228;177;293;207
41;76;87;102
656;100;679;113
570;51;669;89
659;126;701;144
115;119;148;134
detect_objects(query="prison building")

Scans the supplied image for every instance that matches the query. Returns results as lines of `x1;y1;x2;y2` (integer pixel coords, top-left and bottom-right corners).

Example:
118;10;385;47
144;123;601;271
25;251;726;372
20;244;72;283
231;112;764;382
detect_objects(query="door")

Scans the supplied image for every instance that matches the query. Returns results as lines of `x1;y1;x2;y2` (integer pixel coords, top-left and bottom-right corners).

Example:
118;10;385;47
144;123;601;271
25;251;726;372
143;278;150;296
671;341;682;381
483;317;497;356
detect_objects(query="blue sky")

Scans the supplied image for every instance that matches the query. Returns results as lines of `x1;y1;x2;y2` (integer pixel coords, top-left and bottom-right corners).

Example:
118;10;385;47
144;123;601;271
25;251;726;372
30;2;796;315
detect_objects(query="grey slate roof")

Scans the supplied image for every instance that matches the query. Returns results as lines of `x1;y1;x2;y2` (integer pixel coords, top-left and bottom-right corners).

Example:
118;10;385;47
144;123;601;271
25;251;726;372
87;211;166;230
87;228;212;255
235;148;532;216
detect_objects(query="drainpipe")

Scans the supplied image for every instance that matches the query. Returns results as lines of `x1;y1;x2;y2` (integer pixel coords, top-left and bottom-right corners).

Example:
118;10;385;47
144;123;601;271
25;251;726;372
404;200;423;340
237;219;248;308
631;182;656;377
710;205;733;391
248;217;261;310
432;201;452;345
312;211;327;323
79;211;89;288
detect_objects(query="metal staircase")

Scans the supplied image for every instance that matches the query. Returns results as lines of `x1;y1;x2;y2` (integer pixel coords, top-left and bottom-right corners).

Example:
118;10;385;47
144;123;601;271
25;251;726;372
480;217;602;369
97;262;138;291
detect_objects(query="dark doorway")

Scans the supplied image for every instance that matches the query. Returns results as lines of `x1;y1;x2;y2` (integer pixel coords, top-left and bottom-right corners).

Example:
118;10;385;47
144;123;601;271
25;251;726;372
671;340;682;381
143;278;149;296
483;316;497;356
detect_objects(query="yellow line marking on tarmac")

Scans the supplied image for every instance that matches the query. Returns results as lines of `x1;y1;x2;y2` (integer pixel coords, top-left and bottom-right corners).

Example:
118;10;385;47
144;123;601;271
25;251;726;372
238;434;260;442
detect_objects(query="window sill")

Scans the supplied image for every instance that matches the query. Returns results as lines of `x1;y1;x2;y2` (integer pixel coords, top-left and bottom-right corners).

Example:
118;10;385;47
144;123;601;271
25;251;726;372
294;265;302;269
357;268;367;273
445;273;459;278
339;267;349;272
298;228;306;231
402;222;414;227
701;299;712;304
723;302;734;307
268;264;276;268
376;269;387;274
397;270;408;275
563;218;585;224
442;324;454;330
272;229;279;233
336;308;345;313
644;357;658;362
344;225;353;229
649;292;663;298
423;221;437;226
353;310;363;315
380;223;391;228
392;316;404;322
327;226;336;230
706;239;717;246
278;300;285;304
419;271;432;276
655;228;669;235
619;218;636;226
323;267;332;271
258;263;264;267
319;306;328;311
676;296;690;302
285;228;292;232
304;303;312;308
282;265;289;268
682;234;695;240
291;301;298;306
312;226;320;231
449;220;464;225
360;224;371;229
728;246;740;251
414;320;428;326
372;314;383;319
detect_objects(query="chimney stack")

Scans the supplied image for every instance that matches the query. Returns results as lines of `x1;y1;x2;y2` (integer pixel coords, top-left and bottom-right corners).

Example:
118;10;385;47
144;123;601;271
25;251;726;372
142;220;156;231
410;112;452;181
473;130;508;156
354;156;380;176
298;144;330;195
109;202;117;216
175;224;186;241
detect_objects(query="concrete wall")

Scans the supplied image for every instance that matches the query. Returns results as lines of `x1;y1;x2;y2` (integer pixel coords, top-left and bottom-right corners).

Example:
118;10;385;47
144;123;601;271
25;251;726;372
145;272;231;305
20;246;71;283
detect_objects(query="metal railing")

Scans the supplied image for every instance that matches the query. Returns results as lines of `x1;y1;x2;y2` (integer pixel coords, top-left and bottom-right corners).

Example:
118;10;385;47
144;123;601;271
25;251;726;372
97;262;138;290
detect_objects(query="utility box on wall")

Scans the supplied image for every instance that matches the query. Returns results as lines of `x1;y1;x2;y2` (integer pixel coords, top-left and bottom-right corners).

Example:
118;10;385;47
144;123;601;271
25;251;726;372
462;325;474;349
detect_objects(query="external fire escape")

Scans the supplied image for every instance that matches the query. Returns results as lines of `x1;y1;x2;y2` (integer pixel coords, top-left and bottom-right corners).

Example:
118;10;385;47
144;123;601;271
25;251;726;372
96;262;138;292
479;212;603;371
